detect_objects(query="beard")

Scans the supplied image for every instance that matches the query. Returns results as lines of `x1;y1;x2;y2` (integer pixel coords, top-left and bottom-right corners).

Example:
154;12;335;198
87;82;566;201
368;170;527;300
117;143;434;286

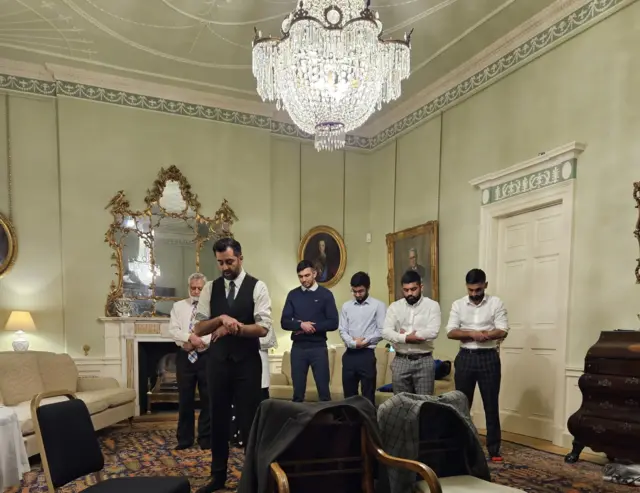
470;291;485;303
355;294;369;304
190;295;199;303
222;269;238;280
405;295;420;305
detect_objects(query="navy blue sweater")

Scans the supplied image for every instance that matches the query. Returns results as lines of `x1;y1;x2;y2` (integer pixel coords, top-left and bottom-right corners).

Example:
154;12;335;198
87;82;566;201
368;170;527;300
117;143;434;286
280;286;339;346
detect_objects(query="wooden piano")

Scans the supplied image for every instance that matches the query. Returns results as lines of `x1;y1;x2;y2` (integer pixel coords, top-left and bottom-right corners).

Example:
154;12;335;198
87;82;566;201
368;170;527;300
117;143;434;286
565;330;640;463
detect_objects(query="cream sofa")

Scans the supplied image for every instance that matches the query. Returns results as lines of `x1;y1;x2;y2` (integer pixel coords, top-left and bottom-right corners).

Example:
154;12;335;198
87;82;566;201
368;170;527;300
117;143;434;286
270;347;455;405
0;351;136;457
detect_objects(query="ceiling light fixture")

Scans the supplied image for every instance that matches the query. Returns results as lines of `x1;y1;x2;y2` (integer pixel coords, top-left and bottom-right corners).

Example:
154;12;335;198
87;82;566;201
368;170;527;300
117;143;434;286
252;0;412;151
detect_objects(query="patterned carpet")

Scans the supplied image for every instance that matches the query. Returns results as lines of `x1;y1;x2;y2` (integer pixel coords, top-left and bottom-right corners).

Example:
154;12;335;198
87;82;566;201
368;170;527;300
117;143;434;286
4;421;630;493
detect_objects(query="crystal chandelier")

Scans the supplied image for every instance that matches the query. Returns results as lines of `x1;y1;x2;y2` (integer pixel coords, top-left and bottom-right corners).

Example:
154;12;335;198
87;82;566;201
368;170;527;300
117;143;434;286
252;0;412;151
128;237;160;286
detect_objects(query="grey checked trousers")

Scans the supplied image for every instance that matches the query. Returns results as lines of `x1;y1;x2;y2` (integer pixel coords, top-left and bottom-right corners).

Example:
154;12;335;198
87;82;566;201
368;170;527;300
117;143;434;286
391;353;435;395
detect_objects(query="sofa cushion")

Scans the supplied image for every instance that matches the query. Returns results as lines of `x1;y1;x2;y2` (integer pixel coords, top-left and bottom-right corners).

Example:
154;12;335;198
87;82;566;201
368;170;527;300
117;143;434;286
374;347;389;387
11;393;110;436
77;388;136;408
384;352;395;385
38;352;78;393
281;351;292;383
0;352;45;406
415;475;524;492
329;346;347;391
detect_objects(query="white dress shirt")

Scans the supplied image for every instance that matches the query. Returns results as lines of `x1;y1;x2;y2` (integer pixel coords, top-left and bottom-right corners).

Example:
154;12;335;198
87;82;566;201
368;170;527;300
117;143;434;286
259;326;277;388
169;298;212;351
195;269;273;337
446;295;509;349
382;296;441;354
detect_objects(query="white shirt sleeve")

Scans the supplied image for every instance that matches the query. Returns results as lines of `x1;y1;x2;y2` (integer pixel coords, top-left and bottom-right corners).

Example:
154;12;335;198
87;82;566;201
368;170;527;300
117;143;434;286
493;299;509;331
168;302;188;347
446;300;462;333
253;280;273;333
339;304;356;349
415;301;441;341
195;281;213;321
382;302;407;344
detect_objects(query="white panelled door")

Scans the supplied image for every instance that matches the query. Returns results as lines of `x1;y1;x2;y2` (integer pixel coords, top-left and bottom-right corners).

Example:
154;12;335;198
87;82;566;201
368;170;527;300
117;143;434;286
496;203;565;440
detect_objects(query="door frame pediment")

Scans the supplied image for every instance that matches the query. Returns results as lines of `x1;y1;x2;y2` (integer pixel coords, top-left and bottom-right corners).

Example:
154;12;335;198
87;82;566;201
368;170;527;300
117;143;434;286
470;141;585;446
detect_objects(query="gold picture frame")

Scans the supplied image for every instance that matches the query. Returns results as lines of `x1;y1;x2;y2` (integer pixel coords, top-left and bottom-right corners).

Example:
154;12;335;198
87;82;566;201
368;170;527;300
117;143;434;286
634;181;639;284
386;221;439;304
0;212;17;278
298;225;347;288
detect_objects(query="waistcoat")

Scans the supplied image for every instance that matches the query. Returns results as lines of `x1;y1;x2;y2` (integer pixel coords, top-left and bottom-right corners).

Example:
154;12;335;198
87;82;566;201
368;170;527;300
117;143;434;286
209;274;259;362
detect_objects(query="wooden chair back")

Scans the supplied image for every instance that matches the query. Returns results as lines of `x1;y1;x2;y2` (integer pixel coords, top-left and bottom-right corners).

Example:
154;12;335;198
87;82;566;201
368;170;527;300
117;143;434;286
417;403;472;478
269;407;374;493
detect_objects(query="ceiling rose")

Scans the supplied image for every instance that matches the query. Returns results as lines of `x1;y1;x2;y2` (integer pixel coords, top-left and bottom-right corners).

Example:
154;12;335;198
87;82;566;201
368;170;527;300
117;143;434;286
251;0;412;151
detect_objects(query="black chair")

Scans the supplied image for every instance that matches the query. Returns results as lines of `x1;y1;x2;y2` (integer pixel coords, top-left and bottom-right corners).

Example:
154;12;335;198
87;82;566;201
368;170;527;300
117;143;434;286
31;391;190;493
268;406;441;493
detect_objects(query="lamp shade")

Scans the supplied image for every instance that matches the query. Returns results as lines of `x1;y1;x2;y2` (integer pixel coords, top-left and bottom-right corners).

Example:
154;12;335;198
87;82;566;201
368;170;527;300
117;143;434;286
4;311;36;332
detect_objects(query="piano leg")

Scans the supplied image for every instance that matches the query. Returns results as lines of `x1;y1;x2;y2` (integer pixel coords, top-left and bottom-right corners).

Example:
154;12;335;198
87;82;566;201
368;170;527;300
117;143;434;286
564;440;584;463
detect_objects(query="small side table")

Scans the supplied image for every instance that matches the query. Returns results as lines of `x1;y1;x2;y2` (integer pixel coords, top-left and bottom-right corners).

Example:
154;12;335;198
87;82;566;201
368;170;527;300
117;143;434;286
0;407;30;489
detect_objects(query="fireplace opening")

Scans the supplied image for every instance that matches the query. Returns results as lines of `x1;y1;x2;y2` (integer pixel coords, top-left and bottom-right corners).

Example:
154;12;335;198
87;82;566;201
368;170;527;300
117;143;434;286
138;341;208;415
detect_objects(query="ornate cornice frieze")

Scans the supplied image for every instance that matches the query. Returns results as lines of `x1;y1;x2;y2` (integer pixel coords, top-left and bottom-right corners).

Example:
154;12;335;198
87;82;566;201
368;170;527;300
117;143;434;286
0;0;632;151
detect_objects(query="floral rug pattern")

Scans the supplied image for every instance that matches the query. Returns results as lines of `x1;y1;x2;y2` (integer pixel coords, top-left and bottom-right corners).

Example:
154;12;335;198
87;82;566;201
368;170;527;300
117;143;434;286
3;422;629;493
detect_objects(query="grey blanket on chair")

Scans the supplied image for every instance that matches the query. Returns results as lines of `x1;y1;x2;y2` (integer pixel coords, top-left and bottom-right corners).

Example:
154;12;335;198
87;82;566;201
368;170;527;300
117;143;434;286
377;391;490;493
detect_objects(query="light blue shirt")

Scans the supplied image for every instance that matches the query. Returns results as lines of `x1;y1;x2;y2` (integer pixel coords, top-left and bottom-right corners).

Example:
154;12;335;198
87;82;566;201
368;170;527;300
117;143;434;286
339;297;386;349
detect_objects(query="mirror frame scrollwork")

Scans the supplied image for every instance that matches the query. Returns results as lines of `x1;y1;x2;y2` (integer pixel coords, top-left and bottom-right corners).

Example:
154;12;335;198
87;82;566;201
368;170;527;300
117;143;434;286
0;212;17;278
634;181;639;284
104;165;238;316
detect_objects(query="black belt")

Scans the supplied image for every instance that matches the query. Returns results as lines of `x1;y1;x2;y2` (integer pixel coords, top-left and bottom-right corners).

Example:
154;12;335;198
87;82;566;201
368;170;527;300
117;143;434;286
395;352;431;360
459;347;497;353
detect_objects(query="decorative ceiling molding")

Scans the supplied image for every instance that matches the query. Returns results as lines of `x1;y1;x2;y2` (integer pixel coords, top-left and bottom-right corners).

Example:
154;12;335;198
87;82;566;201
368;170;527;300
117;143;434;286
363;0;634;148
360;0;591;138
0;0;632;151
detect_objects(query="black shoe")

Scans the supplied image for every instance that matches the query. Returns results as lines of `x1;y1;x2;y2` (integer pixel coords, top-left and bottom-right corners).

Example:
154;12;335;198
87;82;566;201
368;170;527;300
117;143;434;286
198;441;211;450
195;479;226;493
174;442;192;451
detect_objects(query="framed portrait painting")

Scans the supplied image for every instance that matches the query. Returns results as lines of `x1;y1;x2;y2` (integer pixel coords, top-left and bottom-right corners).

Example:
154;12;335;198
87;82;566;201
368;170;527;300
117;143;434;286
298;226;347;288
0;212;17;278
386;221;439;303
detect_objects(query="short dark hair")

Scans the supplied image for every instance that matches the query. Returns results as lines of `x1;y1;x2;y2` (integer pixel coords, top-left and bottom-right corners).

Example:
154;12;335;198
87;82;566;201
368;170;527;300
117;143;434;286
213;237;242;256
401;269;421;285
465;268;486;285
296;260;314;273
350;271;370;289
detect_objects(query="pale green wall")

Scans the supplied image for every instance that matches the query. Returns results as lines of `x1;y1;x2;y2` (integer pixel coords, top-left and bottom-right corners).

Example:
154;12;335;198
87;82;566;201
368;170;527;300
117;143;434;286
1;3;638;363
0;97;371;355
368;2;640;365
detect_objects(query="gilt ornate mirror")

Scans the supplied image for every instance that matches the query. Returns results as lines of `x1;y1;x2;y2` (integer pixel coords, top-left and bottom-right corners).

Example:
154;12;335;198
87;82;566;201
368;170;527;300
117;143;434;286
0;212;17;278
104;166;238;317
634;181;639;284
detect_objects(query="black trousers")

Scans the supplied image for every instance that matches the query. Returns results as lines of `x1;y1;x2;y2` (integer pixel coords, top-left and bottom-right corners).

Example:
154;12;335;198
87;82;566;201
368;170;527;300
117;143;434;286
291;345;331;402
176;349;210;447
208;352;262;480
342;349;377;406
230;387;270;446
454;348;502;456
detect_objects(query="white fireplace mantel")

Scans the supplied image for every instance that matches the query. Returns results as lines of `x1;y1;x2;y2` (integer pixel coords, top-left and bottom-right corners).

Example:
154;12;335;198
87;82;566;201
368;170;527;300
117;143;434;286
86;317;283;416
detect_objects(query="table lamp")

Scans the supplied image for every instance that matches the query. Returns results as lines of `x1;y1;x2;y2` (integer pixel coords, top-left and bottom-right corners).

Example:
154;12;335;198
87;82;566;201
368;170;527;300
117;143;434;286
4;311;37;351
